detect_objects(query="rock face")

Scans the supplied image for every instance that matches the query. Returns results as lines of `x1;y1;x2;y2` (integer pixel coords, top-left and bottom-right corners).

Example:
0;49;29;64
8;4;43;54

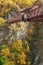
39;63;43;65
36;22;43;64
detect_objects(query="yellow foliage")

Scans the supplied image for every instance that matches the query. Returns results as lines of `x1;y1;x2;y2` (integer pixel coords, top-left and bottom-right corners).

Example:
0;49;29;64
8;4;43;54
1;48;10;56
15;0;37;6
12;39;22;51
0;17;7;26
17;39;22;44
24;40;30;52
18;51;26;64
3;0;18;7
